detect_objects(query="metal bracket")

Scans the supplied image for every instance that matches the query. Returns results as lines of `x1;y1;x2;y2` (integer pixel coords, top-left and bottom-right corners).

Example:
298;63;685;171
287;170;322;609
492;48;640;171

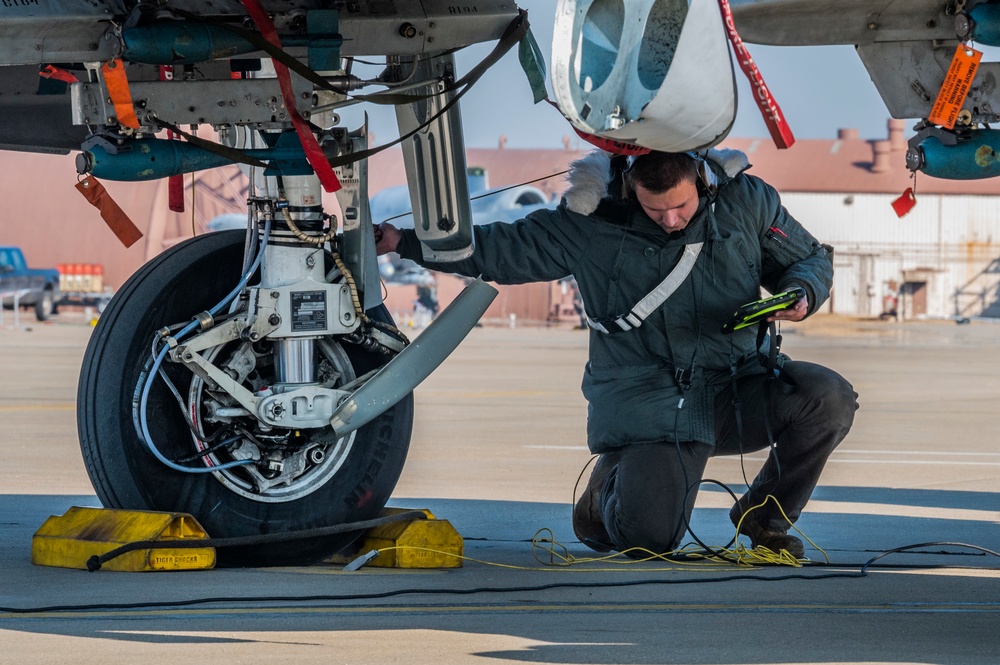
906;124;961;171
334;121;383;311
256;384;350;429
171;343;261;417
71;77;312;129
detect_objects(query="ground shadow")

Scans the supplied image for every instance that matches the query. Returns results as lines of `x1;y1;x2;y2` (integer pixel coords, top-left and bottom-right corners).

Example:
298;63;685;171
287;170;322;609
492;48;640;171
1;492;998;665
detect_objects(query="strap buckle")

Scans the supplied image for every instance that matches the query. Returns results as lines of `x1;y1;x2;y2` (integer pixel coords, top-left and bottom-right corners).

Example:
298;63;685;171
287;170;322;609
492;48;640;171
674;367;692;389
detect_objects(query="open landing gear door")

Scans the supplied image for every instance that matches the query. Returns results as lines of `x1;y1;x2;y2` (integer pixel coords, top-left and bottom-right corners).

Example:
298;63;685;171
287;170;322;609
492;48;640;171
395;52;474;262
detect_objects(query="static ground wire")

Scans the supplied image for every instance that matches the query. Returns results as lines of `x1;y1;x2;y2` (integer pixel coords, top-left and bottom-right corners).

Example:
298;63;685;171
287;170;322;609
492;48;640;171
378;169;571;226
570;458;806;566
2;542;997;615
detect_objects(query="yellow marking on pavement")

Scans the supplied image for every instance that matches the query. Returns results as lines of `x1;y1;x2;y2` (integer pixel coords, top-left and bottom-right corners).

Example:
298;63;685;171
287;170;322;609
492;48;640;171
879;568;1000;579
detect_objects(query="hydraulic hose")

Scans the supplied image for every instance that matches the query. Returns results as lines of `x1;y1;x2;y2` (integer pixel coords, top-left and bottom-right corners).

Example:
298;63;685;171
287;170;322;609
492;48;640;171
137;219;271;474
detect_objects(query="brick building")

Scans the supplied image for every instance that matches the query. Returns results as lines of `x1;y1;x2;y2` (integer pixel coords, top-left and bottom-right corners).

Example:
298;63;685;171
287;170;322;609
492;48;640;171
3;119;1000;322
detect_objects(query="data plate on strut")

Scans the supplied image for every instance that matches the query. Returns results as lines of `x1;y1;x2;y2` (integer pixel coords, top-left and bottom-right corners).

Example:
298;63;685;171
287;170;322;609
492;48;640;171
290;290;328;333
248;282;358;338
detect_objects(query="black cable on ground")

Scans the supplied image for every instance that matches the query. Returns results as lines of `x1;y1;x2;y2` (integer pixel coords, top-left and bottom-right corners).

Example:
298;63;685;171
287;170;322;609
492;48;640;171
3;542;995;615
85;510;428;571
860;542;1000;573
680;478;739;559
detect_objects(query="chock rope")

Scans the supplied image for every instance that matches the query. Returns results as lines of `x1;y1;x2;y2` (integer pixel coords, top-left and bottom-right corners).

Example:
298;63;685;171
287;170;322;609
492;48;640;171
86;510;427;571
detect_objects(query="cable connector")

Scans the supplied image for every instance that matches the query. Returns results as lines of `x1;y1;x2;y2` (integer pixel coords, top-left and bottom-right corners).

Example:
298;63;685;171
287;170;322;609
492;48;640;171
156;327;180;349
192;310;214;332
343;549;380;572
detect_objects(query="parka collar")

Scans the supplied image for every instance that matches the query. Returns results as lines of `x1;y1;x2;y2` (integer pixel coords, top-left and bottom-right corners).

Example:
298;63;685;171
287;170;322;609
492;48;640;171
562;148;751;217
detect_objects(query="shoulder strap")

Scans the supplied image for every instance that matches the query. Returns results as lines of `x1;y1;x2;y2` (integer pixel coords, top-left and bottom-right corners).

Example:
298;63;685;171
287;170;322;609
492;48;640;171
588;242;704;334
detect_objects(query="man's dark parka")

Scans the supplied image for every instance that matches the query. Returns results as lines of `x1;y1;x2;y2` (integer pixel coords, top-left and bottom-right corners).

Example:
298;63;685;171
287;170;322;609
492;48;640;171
395;149;834;453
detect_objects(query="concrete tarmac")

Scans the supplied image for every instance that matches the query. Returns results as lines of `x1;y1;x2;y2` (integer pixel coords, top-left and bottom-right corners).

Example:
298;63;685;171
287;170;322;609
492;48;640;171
1;315;998;664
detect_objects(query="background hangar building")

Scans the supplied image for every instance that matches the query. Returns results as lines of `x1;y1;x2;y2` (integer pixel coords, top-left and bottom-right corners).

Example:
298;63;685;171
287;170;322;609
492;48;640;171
2;119;1000;323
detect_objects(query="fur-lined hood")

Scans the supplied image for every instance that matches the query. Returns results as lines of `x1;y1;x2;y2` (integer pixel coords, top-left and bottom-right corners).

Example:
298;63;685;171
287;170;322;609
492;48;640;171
562;148;751;216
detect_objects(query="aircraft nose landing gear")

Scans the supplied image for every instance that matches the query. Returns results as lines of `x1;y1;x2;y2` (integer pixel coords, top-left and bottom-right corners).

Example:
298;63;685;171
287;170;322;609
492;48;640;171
78;224;414;566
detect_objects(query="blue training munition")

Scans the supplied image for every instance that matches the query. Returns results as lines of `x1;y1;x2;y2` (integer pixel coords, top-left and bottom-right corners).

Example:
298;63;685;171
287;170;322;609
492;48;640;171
912;132;1000;180
964;3;1000;46
122;24;260;65
76;136;316;182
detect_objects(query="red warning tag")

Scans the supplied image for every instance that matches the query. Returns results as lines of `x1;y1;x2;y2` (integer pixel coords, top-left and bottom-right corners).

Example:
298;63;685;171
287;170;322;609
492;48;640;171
240;0;341;193
891;188;917;218
929;44;982;129
168;174;185;214
719;0;795;149
39;65;78;85
76;176;144;248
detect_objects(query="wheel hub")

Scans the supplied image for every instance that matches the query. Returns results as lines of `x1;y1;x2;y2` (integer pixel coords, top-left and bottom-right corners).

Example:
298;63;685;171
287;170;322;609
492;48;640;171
186;337;358;503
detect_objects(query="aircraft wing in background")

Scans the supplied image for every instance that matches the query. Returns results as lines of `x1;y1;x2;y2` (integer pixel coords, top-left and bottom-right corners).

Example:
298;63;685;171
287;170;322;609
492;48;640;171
730;0;1000;179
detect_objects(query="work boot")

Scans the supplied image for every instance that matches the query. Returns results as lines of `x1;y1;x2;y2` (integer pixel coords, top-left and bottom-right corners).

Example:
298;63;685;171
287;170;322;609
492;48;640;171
573;453;619;552
730;503;805;559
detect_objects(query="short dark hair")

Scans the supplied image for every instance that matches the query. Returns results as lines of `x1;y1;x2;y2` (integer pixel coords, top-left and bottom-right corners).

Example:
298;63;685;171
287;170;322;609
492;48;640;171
625;151;697;194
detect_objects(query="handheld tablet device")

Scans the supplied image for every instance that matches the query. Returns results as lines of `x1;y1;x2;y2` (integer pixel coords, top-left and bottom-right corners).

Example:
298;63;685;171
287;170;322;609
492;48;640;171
721;287;806;334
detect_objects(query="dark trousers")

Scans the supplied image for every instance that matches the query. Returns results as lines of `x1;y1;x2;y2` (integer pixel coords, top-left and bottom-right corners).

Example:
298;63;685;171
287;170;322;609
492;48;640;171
600;361;858;553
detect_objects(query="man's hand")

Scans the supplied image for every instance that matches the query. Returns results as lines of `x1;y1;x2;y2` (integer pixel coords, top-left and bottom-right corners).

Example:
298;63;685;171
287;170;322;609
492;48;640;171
768;293;808;323
374;222;402;256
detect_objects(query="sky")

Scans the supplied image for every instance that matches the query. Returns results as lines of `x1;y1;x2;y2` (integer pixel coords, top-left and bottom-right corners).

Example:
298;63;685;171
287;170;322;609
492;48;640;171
341;0;897;151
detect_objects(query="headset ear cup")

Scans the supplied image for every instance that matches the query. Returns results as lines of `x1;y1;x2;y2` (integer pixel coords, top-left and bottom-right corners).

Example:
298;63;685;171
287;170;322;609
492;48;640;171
697;159;718;194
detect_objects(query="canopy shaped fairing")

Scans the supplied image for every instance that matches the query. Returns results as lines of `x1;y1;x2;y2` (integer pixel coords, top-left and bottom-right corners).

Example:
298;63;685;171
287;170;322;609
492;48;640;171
550;0;737;152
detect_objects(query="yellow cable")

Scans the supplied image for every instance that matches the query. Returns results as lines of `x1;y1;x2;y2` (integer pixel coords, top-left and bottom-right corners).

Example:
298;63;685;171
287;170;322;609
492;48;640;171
371;544;744;573
361;507;826;573
729;494;830;565
355;461;830;573
190;172;197;237
563;456;823;569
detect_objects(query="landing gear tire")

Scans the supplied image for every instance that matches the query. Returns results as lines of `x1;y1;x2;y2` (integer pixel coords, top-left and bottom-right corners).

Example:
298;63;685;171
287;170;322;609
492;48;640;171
78;230;413;566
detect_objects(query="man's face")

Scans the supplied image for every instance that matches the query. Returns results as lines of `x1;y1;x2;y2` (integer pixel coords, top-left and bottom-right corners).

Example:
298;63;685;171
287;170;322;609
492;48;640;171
634;178;700;234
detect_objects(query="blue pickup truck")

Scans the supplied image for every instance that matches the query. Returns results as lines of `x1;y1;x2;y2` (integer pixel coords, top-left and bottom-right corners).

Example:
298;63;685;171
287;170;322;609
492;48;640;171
0;246;61;321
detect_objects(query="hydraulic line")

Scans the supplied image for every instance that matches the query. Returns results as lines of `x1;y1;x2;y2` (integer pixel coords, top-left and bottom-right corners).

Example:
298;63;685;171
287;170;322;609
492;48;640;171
137;218;271;474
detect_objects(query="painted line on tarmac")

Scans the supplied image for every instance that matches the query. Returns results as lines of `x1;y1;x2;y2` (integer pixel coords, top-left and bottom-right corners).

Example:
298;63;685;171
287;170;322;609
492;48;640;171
808;458;1000;466
524;445;589;451
691;491;999;521
0;403;74;412
422;390;554;398
527;446;1000;463
717;456;1000;466
838;449;1000;457
4;600;999;620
